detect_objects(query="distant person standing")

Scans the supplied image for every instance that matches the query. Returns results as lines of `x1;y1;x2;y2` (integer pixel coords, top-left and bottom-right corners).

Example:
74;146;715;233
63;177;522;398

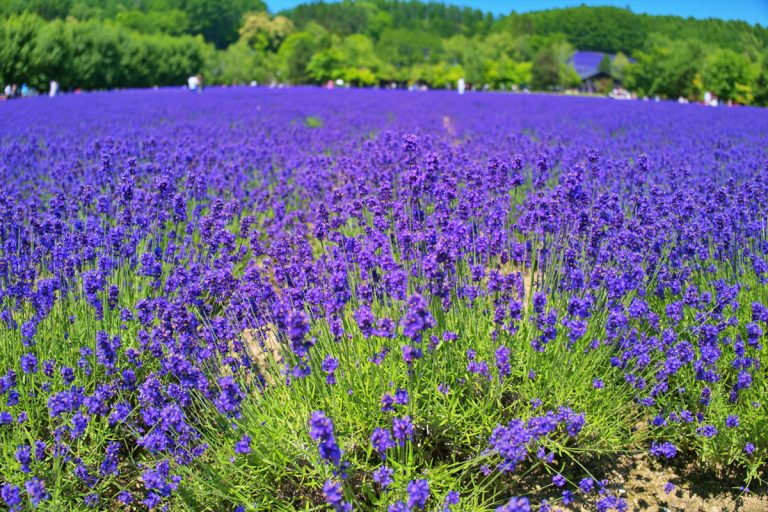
457;77;466;95
3;84;10;98
49;80;59;97
187;75;199;92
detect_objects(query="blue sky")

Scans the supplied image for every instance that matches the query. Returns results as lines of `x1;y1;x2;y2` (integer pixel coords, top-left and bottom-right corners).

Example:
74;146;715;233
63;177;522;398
266;0;768;26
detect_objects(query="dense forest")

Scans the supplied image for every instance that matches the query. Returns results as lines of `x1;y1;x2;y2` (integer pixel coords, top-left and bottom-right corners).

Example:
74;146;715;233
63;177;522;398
1;0;767;104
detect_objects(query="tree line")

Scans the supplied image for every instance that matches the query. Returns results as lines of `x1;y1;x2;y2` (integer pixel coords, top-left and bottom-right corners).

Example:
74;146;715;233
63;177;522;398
1;0;767;105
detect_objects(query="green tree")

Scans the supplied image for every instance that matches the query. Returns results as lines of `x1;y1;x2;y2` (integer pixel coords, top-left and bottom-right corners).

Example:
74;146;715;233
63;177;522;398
531;48;560;90
365;8;392;40
307;42;344;83
120;32;208;87
447;36;488;84
598;54;612;75
487;56;532;88
30;18;74;89
239;11;294;52
210;39;271;84
753;52;768;106
497;6;647;54
287;2;369;37
307;33;380;85
610;52;630;81
376;28;442;68
624;35;706;99
114;9;190;36
68;20;125;89
339;33;380;85
67;2;102;20
412;61;463;88
0;0;72;20
561;64;583;88
277;31;317;83
182;0;266;48
0;12;44;86
702;49;758;103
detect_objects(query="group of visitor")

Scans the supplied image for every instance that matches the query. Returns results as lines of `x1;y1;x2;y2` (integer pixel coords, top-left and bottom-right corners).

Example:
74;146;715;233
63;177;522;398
3;74;206;101
2;80;60;100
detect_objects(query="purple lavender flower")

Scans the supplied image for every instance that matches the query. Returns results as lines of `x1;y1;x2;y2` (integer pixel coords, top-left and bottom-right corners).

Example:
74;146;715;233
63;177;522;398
322;356;339;385
16;444;32;473
697;425;718;438
579;477;595;494
443;490;460;511
496;497;530;512
5;74;768;512
402;294;435;342
354;306;375;337
650;441;677;459
407;479;429;510
20;353;38;374
214;377;244;417
323;480;347;511
381;393;395;412
117;491;134;504
373;465;394;488
309;411;342;467
234;434;251;455
392;416;414;446
371;427;395;459
1;484;22;512
495;345;511;381
24;478;49;507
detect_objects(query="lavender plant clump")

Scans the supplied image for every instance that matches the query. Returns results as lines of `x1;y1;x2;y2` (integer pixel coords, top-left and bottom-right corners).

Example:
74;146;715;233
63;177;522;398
0;87;766;510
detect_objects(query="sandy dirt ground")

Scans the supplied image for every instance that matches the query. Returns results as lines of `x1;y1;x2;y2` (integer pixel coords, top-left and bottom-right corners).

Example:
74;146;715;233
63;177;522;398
556;453;768;512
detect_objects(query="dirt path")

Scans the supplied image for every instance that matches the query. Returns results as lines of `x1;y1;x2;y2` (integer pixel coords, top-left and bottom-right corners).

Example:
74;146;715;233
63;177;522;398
594;454;766;512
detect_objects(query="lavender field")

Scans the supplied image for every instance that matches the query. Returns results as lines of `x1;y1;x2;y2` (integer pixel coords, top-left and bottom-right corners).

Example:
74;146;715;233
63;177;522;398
0;88;767;511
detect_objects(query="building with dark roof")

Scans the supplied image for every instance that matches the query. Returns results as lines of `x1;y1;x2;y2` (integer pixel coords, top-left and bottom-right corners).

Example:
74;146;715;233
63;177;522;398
569;51;632;93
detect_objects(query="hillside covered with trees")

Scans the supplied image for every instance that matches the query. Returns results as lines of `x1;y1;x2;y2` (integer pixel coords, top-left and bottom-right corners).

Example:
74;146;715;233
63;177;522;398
1;0;767;105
